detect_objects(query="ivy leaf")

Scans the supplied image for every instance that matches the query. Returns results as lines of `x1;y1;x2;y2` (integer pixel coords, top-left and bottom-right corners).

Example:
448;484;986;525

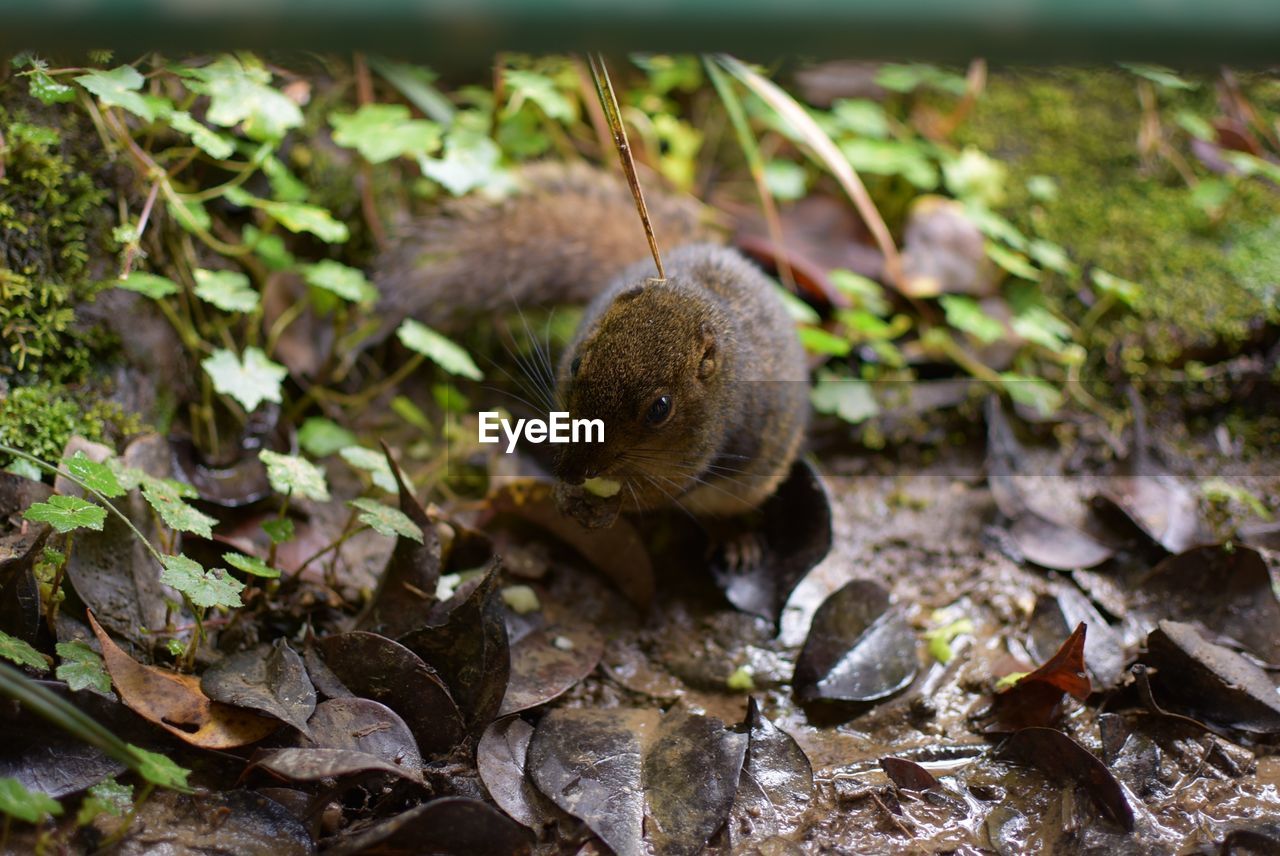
986;243;1040;281
1026;239;1075;275
1120;63;1197;91
194;268;258;313
939;294;1005;344
0;778;63;823
810;375;880;425
259;450;330;501
167;195;212;234
396;319;483;380
1091;269;1141;306
117;271;180;300
1012;306;1073;353
227;188;351;244
503;69;574;122
1001;373;1063;416
66;451;125;498
302;260;378;304
126;744;190;790
202;347;286;413
338;447;397;492
23;495;106;533
160;554;244;610
0;630;48;672
186;55;303;143
799;326;853;357
55;640;112;694
75;65;171;121
330;103;442;163
28;70;75;105
763;160;808;201
419;128;507;197
298;417;356;458
76;779;133;826
830;98;890;138
141;478;215;538
873;63;967;96
223;552;281;579
243;225;296;271
169;110;235;159
262;518;294;545
349;498;423;542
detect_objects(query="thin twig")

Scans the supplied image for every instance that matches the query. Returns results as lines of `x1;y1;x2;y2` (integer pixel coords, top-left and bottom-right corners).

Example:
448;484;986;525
587;53;666;281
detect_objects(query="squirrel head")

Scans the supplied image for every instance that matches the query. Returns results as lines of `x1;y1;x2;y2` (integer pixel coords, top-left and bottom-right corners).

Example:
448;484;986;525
552;278;732;495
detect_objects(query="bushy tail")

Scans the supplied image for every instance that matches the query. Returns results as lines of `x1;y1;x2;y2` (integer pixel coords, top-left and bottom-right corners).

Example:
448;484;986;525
373;162;716;334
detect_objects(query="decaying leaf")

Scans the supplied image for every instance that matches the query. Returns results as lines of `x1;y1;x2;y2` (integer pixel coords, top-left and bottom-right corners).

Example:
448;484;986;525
979;622;1091;733
88;612;279;749
999;727;1136;832
499;619;604;717
200;639;316;737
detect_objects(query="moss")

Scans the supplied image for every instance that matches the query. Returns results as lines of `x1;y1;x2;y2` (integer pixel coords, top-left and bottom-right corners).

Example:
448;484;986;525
0;106;113;383
0;384;143;467
955;69;1280;366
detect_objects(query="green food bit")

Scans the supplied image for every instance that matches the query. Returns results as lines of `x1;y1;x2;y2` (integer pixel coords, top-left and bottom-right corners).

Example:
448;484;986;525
583;477;621;498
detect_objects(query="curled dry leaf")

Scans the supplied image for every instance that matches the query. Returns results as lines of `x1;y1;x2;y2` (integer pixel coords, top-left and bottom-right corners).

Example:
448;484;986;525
979;622;1091;734
356;445;441;638
1142;621;1280;736
480;479;654;611
499;620;604;717
293;697;423;775
1028;588;1125;688
999;727;1136;832
710;460;833;625
879;756;940;792
200;639;316;737
728;697;814;846
476;716;555;829
88;612;279;749
316;631;464;758
252;747;421;785
321;796;533;856
399;559;509;737
0;471;52;645
792;578;918;705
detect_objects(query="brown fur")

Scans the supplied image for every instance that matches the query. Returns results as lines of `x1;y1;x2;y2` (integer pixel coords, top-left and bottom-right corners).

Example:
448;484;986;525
375;165;808;519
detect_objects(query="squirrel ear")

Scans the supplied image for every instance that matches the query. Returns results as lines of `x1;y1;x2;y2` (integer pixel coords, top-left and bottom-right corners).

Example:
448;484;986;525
617;283;646;302
697;322;717;380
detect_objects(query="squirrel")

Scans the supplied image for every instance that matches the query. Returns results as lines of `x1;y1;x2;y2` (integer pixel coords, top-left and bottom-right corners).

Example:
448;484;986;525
373;162;809;528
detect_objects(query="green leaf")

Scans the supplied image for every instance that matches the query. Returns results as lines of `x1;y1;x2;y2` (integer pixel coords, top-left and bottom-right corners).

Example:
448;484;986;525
348;498;423;542
829;270;891;315
266;201;349;243
5;459;42;481
504;69;574;122
117;271;180;300
28;70;75;105
242;225;296;271
939;295;1005;344
943;147;1007;207
923;616;973;665
396;319;483;380
202;347;286;413
75;65;170;121
1026;239;1075;276
873;63;967;96
338;446;397;492
773;286;820;324
367;57;456;124
302;260;378;304
1012;306;1073;353
160;554;244;609
0;630;48;672
798;326;853;357
262;155;309;203
763;160;808;201
141;477;215;538
830;98;890;139
0;777;63;823
262;517;295;545
986;243;1040;282
186;55;303;143
55;641;112;694
330;103;442;164
1091;269;1141;306
298;417;357;458
419;129;507;197
1025;175;1059;202
1001;373;1063;416
66;451;125;498
194;268;258;313
1174;110;1215;141
169;110;235;159
223;552;282;579
77;779;132;826
1120;63;1197;91
810;375;880;424
127;744;190;790
167;195;212;234
259;450;330;501
23;495;106;533
839;138;937;189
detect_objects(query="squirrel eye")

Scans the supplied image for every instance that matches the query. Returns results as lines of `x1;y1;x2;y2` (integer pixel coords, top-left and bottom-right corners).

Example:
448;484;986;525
644;394;672;426
570;356;582;376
